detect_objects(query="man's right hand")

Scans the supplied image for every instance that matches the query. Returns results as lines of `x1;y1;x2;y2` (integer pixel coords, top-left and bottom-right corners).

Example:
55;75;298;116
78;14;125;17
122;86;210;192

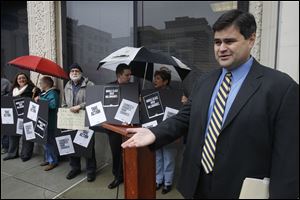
121;128;156;148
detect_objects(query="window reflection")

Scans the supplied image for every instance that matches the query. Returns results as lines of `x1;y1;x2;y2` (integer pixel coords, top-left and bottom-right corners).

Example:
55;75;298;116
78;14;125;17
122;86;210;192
66;1;133;84
138;1;238;72
1;1;29;82
137;1;239;96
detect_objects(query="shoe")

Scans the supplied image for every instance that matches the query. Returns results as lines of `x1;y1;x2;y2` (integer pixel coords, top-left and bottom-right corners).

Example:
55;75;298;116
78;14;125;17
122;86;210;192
87;173;96;182
3;155;19;161
156;183;163;190
21;157;31;162
66;170;81;180
44;164;58;171
40;162;49;166
108;179;123;189
162;185;172;194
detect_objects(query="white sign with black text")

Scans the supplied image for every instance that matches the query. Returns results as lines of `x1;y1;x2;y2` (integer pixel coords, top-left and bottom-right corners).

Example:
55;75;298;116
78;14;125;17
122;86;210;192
114;99;138;124
55;135;75;156
1;108;14;124
142;120;158;128
73;129;94;148
16;118;24;135
163;107;179;121
23;121;36;140
86;101;107;126
27;101;39;122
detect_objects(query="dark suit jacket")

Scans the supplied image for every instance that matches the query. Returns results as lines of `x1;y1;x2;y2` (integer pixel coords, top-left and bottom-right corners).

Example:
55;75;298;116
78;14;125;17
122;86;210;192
150;59;299;198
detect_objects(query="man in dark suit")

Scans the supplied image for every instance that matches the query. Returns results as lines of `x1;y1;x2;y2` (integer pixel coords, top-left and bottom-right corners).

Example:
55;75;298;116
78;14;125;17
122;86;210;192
122;10;299;198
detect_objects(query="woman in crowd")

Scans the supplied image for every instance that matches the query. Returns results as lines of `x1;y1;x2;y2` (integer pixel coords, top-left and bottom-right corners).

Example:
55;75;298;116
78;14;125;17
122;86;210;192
3;72;40;162
153;68;178;194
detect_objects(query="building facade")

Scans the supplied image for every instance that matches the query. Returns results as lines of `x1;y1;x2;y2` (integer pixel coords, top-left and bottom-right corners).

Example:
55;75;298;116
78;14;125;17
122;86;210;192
1;1;298;85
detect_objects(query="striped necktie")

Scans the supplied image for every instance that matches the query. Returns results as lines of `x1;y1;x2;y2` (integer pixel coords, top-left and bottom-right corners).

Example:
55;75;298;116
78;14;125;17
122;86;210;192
201;72;232;174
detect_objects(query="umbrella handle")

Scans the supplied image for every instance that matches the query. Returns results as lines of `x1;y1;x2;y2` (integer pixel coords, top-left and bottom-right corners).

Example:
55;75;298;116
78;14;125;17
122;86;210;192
142;62;148;90
32;73;40;99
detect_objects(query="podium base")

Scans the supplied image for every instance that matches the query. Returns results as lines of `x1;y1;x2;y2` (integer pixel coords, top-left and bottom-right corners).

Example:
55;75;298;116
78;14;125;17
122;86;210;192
101;123;156;199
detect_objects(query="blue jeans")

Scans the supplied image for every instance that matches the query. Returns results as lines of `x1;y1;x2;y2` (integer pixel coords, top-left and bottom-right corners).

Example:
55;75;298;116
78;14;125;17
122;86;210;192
44;143;58;165
156;146;177;186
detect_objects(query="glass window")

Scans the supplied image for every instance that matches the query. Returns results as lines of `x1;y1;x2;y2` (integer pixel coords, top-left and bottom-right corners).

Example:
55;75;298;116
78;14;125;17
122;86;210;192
65;1;134;84
138;1;241;72
137;1;247;96
1;1;29;82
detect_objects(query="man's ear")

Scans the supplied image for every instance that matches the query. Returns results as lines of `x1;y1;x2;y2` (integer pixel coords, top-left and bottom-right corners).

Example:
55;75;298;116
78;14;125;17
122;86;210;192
249;32;256;48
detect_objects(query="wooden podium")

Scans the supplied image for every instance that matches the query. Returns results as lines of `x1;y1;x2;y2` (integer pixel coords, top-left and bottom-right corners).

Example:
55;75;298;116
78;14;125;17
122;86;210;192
102;123;156;199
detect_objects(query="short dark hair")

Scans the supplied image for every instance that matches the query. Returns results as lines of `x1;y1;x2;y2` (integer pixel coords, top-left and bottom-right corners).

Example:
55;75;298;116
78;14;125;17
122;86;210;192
116;63;131;76
212;9;256;39
154;70;171;86
41;76;54;88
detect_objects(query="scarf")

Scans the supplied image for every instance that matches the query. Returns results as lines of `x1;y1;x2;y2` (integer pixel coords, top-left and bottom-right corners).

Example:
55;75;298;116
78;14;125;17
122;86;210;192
12;84;28;97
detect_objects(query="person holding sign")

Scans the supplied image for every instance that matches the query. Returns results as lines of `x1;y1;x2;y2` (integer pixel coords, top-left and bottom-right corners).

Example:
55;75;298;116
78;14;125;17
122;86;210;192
34;76;59;171
3;72;40;162
62;63;97;182
106;63;132;189
153;68;178;194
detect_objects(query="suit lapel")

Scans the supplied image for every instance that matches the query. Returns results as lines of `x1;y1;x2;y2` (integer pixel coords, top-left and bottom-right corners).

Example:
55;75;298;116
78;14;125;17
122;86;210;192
199;69;222;137
221;60;264;131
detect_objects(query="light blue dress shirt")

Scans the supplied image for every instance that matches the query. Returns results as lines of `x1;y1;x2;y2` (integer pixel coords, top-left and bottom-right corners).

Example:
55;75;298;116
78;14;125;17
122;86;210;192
205;57;253;136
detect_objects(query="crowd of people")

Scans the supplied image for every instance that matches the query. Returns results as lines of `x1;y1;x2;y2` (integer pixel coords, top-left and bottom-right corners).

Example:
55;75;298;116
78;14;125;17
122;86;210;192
1;62;185;194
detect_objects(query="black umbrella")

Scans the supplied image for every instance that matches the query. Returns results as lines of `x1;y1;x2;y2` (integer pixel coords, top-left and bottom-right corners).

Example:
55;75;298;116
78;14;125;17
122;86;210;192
97;46;191;88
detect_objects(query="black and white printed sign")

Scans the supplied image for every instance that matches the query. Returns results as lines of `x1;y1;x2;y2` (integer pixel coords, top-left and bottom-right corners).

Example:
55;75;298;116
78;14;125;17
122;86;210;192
86;101;106;126
23;98;49;144
85;83;140;125
13;98;25;116
103;86;120;107
23;121;36;140
55;135;75;156
163;107;179;121
140;89;183;125
142;120;158;128
114;99;138;124
27;101;39;122
55;129;94;157
1;108;14;124
16;118;23;135
1;96;30;136
34;117;48;139
73;129;94;148
143;92;164;119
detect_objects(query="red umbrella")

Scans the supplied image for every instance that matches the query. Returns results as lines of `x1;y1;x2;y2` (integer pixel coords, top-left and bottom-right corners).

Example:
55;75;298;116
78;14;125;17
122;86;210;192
8;55;69;79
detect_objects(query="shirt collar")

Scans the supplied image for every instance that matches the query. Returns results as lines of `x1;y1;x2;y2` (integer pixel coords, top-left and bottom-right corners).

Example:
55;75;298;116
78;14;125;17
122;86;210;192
222;56;253;83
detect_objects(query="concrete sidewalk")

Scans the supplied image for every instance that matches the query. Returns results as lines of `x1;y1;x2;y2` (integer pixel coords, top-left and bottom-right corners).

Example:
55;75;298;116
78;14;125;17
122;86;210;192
1;153;183;199
1;138;184;199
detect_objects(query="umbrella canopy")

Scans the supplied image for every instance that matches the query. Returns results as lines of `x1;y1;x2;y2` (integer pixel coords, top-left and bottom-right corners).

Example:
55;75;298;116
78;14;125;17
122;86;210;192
97;46;191;82
8;55;69;79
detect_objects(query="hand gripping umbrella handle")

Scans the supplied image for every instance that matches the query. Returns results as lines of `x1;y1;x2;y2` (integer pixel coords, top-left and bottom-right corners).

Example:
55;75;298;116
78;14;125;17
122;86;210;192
32;73;41;99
